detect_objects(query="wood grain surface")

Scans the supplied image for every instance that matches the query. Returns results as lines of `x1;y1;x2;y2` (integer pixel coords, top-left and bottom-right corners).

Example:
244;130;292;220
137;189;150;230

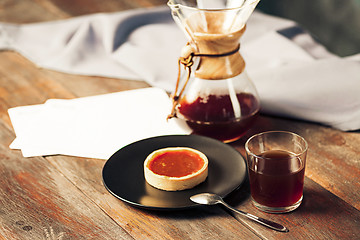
0;0;359;239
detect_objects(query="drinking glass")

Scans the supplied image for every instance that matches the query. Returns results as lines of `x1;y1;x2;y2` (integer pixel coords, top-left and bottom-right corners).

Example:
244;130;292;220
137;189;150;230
245;131;308;213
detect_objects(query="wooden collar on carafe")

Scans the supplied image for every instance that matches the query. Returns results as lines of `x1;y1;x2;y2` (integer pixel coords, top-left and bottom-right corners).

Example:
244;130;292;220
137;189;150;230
167;42;241;120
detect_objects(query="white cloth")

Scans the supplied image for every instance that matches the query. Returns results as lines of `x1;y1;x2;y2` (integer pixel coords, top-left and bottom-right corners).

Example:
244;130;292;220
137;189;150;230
3;6;360;159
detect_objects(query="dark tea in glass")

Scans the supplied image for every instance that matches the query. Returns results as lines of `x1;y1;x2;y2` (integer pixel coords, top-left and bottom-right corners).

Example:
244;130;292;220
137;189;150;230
176;92;260;143
248;150;305;208
245;131;308;213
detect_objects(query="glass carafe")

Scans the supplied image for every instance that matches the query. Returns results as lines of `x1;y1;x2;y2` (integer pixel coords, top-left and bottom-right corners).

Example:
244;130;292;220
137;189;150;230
167;0;261;143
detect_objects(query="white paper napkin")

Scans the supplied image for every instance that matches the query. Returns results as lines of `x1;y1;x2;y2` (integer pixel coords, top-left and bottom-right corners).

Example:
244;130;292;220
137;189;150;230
9;87;190;159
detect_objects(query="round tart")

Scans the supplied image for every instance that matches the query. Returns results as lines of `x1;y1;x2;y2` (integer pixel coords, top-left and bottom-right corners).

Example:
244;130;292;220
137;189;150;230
144;147;208;191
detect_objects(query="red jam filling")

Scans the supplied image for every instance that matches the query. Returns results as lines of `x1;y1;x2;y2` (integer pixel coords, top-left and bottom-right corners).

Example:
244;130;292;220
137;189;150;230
148;150;204;177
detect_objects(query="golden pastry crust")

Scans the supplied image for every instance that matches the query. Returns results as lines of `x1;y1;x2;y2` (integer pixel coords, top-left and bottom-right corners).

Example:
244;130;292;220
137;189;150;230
144;147;208;191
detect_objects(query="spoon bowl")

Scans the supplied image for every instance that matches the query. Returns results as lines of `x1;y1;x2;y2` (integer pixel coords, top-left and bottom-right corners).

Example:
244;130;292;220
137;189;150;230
190;193;224;205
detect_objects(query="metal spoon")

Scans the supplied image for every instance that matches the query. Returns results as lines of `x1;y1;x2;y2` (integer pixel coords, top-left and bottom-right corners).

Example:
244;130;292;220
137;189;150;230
190;193;289;232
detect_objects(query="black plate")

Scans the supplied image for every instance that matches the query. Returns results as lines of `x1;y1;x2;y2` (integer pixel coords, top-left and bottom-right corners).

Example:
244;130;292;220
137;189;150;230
102;135;247;210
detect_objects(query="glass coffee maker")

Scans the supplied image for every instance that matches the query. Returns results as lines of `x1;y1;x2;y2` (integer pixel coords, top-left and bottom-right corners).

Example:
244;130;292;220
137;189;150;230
167;0;261;143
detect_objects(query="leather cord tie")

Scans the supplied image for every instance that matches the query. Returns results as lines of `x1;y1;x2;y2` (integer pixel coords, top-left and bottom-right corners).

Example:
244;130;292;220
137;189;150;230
167;43;240;120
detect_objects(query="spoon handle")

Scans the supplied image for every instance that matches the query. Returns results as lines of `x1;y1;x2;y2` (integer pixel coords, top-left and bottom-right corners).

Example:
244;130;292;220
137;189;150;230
220;202;289;232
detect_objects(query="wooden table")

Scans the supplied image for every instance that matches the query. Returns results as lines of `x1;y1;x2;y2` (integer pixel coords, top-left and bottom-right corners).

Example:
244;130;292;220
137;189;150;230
1;1;359;239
